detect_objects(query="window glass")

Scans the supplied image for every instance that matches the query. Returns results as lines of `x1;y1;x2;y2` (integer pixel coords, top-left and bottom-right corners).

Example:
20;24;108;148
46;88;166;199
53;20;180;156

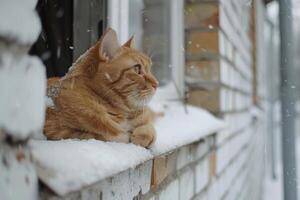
128;0;172;86
30;0;107;78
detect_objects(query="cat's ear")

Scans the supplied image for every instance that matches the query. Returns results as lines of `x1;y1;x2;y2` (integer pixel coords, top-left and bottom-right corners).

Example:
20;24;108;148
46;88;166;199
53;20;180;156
123;36;135;48
98;28;121;61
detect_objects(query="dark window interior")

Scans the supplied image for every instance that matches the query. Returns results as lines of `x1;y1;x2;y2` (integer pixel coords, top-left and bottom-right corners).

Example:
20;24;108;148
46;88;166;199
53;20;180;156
30;0;107;78
30;0;73;78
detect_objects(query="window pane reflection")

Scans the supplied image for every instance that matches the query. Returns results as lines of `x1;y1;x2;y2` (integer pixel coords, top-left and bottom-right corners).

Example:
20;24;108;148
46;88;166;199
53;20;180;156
129;0;172;86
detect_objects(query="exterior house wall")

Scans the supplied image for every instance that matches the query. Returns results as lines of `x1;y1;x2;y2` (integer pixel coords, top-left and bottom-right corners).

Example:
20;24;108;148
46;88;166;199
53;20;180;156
0;0;268;200
184;0;267;199
42;1;267;199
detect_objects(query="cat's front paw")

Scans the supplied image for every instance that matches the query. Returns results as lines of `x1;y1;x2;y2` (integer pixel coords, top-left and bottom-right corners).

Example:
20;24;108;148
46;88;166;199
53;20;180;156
130;125;156;148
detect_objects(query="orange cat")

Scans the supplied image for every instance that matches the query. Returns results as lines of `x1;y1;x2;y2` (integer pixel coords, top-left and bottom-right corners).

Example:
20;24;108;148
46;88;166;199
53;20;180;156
44;28;158;148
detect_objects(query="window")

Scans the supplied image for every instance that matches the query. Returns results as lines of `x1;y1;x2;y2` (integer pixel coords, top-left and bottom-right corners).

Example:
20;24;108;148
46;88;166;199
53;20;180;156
30;0;107;78
30;0;73;77
129;0;172;86
31;0;184;98
73;0;107;59
108;0;185;97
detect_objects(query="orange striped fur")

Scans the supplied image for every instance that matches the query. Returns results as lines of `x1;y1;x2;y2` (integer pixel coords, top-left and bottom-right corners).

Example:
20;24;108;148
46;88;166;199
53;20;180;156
44;29;158;148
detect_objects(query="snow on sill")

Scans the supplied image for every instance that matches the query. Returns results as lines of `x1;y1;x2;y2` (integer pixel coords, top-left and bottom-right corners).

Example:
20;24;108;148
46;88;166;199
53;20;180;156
29;84;225;196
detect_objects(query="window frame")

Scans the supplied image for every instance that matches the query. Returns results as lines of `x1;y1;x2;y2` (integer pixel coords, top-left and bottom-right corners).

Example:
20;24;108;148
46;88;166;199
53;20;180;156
108;0;185;99
107;0;130;44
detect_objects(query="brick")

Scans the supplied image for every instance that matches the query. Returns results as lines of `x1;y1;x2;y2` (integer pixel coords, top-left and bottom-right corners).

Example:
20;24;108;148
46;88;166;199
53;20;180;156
219;87;228;112
188;89;220;113
216;129;250;175
182;1;263;199
209;149;217;179
80;188;101;200
159;179;179;200
192;139;210;160
186;31;219;54
185;3;219;29
207;179;218;200
179;168;195;200
219;31;226;57
216;129;231;146
186;60;220;82
195;158;209;193
151;151;177;190
193;191;208;200
130;160;153;195
91;160;152;200
177;146;194;170
151;156;167;190
105;171;134;200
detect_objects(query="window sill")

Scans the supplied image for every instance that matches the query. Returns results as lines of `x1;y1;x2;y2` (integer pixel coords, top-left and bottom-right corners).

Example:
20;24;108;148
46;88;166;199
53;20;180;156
29;85;225;196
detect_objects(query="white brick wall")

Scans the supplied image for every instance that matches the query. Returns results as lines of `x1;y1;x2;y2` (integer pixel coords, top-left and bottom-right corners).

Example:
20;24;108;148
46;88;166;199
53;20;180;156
39;123;265;200
177;145;194;170
85;160;152;200
179;168;194;200
195;157;209;194
0;0;267;199
42;160;152;200
40;139;214;200
159;179;179;200
193;139;210;160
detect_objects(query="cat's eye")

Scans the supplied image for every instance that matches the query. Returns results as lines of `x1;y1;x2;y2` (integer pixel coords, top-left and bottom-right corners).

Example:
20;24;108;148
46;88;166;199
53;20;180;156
133;64;142;74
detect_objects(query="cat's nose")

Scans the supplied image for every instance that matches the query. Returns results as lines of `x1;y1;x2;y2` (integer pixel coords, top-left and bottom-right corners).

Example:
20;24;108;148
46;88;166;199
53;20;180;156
151;80;158;90
152;83;157;90
145;75;159;90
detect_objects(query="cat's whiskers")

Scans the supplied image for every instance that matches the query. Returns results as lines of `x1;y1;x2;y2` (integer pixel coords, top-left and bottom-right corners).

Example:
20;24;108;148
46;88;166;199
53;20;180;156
127;92;142;107
128;92;151;103
128;93;148;108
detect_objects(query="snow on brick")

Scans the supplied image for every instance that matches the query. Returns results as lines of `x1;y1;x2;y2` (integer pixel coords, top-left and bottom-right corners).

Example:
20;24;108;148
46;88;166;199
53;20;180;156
29;84;225;196
29;140;152;196
0;0;41;44
0;51;46;139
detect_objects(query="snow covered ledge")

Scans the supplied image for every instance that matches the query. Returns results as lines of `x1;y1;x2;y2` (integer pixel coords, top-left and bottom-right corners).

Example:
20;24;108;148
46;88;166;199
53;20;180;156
30;85;225;199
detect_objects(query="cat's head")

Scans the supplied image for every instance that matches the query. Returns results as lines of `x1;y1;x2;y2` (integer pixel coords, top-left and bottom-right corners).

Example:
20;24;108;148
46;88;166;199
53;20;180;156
77;28;158;108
